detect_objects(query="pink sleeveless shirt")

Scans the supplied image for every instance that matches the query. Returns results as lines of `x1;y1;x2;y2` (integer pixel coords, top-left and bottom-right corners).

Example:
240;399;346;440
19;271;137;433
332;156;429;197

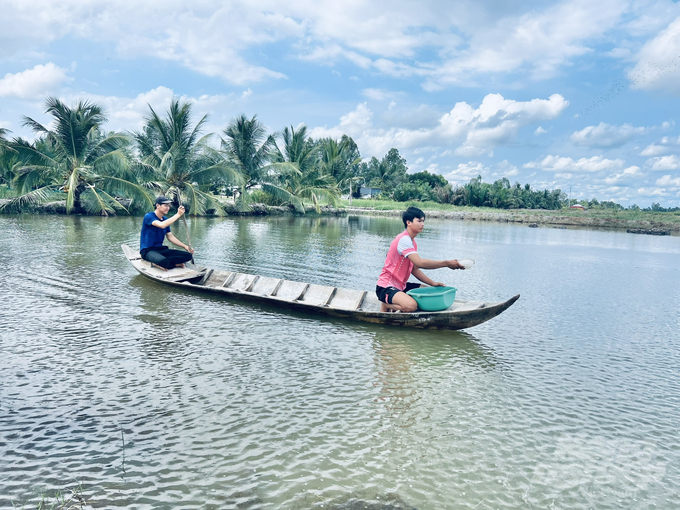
377;230;418;290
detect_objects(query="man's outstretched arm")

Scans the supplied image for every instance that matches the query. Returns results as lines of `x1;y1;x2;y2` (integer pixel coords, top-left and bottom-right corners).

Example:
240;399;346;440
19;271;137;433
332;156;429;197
407;253;463;270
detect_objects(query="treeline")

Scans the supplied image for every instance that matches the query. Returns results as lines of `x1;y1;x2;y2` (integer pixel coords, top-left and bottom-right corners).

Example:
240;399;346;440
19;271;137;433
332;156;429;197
0;97;671;215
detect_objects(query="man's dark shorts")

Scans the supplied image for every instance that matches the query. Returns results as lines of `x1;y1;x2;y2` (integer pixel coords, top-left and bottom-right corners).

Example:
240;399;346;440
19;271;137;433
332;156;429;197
376;282;421;304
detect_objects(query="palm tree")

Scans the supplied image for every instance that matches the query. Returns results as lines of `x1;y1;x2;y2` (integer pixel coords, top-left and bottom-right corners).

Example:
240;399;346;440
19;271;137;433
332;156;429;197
1;97;153;215
132;98;243;216
264;125;340;213
317;136;361;204
220;114;294;211
0;128;15;187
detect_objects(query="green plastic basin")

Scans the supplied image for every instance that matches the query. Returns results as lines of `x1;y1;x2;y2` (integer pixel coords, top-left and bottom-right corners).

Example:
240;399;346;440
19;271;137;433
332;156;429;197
406;286;457;311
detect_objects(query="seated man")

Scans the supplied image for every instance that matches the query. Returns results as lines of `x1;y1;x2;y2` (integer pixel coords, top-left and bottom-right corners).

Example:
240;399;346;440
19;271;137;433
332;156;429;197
140;196;195;270
376;206;463;313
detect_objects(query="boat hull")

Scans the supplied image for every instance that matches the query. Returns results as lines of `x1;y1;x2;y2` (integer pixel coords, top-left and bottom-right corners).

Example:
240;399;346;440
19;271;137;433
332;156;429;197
122;245;519;331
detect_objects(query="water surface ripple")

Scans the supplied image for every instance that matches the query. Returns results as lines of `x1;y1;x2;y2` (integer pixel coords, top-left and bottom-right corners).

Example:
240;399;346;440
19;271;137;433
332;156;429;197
1;215;679;509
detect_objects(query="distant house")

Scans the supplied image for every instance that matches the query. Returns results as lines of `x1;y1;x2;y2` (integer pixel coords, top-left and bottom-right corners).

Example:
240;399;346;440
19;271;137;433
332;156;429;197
359;187;381;198
569;204;586;210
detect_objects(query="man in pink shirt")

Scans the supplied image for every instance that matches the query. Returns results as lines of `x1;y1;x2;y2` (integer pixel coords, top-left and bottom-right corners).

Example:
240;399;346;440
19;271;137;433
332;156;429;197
376;207;464;313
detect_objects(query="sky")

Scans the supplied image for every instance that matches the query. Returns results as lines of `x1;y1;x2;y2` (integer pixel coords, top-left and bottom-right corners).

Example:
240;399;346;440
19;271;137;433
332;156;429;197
2;0;680;206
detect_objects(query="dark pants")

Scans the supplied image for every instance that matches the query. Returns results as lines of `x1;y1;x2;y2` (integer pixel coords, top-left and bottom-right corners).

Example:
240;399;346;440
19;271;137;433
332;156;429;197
141;246;192;269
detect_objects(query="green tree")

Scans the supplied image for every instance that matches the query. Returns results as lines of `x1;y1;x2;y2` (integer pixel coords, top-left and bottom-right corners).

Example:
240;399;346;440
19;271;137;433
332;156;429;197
317;136;362;202
2;97;153;215
265;125;340;213
220;114;288;210
0;128;16;187
133;98;243;215
367;148;408;194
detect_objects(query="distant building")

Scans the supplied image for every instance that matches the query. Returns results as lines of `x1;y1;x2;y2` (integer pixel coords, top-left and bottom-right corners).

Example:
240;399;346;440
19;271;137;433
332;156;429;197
569;204;586;210
359;187;381;198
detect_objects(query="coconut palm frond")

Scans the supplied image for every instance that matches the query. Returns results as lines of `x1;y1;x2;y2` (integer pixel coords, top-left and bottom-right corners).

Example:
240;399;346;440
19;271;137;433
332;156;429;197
262;161;301;177
98;176;155;210
261;183;305;213
21;116;50;136
131;130;163;166
65;167;80;213
187;115;209;150
10;140;60;167
79;187;122;216
0;185;61;212
92;149;129;176
299;186;341;209
234;185;252;212
85;134;130;164
182;182;202;216
129;160;159;182
184;183;222;216
43;97;106;159
145;105;172;151
142;180;165;192
13;165;59;193
190;163;245;186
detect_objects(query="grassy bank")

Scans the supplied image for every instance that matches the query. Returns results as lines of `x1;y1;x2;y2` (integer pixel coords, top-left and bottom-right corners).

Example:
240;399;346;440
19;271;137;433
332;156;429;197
340;199;680;231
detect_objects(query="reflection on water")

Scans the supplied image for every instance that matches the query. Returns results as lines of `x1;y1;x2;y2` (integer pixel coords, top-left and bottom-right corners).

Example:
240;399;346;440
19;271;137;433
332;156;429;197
1;214;679;509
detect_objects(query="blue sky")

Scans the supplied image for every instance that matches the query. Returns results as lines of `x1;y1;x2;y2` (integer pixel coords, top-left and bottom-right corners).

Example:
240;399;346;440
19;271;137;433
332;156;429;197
2;0;680;206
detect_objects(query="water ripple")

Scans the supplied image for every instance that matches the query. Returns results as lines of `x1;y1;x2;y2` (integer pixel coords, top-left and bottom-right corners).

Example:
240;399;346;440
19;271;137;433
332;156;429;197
1;216;679;509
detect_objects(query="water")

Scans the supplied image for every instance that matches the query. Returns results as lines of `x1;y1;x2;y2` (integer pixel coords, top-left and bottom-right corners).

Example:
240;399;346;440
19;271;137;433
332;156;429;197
1;214;679;509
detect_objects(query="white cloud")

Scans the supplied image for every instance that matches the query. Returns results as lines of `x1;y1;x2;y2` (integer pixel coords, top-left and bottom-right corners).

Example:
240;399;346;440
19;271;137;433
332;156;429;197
0;63;70;99
535;126;547;135
656;174;680;186
640;143;668;156
570;122;648;148
444;94;569;156
0;0;637;89
629;16;680;92
602;165;641;184
525;155;625;173
637;186;668;196
442;160;520;186
423;0;628;89
362;88;401;101
442;161;488;185
639;134;680;155
645;154;680;170
310;93;568;159
53;86;233;134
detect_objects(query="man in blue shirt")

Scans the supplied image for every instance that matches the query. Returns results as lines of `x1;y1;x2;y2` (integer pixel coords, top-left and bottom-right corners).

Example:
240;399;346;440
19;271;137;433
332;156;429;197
140;196;195;270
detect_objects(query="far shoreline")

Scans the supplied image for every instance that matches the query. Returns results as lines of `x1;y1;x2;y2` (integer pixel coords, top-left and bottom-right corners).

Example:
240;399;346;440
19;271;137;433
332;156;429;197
2;200;679;234
343;206;680;234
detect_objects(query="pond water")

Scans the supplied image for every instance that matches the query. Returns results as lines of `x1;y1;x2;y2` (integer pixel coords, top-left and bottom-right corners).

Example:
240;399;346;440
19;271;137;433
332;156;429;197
1;214;679;509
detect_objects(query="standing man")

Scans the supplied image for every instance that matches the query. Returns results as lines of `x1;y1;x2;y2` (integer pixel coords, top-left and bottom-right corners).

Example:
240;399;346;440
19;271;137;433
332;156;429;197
140;196;195;270
376;206;464;313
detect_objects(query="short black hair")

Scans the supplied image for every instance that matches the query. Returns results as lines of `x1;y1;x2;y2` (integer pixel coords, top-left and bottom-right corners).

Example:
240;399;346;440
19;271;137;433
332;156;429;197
403;206;425;227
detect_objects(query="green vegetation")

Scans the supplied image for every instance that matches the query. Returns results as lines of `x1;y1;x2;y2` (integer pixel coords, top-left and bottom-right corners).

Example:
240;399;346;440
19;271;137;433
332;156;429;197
11;483;86;510
3;98;153;215
1;96;678;216
343;199;680;224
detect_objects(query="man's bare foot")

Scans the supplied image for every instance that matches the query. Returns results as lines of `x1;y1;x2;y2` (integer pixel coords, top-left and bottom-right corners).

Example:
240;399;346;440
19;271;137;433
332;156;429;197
151;263;168;271
176;263;185;269
380;303;401;313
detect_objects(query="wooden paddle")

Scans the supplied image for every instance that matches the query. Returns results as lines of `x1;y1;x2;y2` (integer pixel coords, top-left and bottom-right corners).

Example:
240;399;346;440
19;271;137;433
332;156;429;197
176;193;194;264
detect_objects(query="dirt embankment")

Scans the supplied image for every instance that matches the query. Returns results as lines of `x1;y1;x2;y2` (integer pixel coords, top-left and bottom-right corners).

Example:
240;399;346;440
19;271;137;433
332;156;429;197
344;207;680;233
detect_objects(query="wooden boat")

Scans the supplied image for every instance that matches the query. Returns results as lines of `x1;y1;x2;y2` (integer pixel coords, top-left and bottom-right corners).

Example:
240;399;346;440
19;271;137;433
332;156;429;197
122;244;519;330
